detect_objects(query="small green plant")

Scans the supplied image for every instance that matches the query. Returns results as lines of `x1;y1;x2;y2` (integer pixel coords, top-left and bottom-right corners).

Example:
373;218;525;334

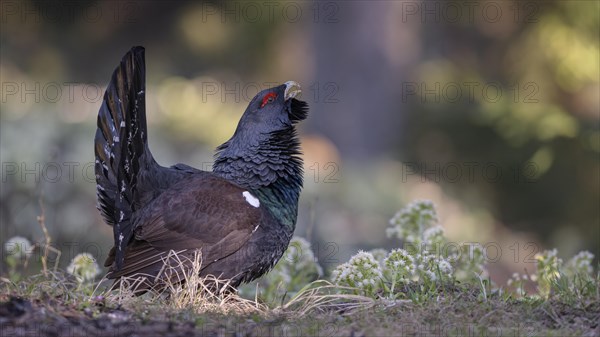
564;250;595;277
3;236;34;282
387;200;487;283
66;253;101;284
506;272;531;297
386;200;438;245
530;249;597;299
533;249;562;297
332;201;464;299
383;248;415;286
451;242;487;282
331;251;383;297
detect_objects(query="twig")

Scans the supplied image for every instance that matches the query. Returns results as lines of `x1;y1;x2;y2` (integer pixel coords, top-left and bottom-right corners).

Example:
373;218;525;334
37;196;50;276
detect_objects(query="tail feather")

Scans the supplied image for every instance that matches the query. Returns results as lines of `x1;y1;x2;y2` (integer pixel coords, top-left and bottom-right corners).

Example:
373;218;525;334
95;46;154;270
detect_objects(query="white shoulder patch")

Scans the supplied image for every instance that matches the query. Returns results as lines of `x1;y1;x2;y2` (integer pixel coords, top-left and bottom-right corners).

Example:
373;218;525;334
242;191;260;208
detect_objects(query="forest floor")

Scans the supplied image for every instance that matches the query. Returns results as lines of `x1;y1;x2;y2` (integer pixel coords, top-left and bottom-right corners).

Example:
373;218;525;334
1;276;599;337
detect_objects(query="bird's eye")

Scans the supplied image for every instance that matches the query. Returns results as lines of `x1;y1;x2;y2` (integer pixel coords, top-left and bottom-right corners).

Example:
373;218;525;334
260;93;277;108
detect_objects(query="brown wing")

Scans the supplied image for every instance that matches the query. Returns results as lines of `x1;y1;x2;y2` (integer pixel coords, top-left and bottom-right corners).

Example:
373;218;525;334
105;173;263;284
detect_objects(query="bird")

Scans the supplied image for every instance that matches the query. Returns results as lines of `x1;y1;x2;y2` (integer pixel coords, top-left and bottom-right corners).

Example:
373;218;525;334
94;46;307;293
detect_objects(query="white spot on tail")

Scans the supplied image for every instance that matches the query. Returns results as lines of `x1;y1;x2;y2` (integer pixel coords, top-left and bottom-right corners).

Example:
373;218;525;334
252;225;260;233
117;232;125;251
242;191;260;208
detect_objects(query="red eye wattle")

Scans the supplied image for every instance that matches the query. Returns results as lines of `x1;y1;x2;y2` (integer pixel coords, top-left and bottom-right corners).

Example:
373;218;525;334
260;92;277;108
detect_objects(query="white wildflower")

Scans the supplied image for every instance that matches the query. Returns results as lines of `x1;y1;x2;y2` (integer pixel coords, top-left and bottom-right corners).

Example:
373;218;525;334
331;251;383;296
67;253;100;282
384;248;416;285
564;250;594;277
423;226;445;245
387;200;438;244
4;236;33;259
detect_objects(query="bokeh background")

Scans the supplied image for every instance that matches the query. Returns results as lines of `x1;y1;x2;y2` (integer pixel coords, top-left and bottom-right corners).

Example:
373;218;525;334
1;1;598;284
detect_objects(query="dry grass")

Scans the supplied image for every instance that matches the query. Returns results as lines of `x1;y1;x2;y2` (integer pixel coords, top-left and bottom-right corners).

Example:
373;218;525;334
161;250;267;315
99;250;377;320
102;250;268;316
277;280;375;316
19;199;62;274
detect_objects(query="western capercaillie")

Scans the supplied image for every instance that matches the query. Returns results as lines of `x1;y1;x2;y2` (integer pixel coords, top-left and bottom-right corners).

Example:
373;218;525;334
94;46;307;292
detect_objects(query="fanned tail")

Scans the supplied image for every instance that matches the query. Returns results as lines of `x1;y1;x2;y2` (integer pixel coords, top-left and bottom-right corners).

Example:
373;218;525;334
94;46;155;270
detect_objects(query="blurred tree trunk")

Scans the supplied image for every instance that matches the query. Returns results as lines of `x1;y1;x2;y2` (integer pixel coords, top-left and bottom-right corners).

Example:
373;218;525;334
309;1;418;160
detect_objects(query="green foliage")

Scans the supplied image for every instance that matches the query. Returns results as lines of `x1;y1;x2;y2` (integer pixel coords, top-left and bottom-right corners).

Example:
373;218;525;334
330;251;383;297
3;235;100;293
564;251;595;277
331;200;598;303
387;201;487;283
3;236;34;282
66;253;101;284
505;248;598;300
333;201;464;298
534;248;563;297
383;248;415;284
535;249;597;300
386;200;437;245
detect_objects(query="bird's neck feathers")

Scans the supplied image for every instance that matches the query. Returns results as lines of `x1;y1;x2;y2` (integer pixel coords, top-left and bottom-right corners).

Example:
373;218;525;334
212;126;303;227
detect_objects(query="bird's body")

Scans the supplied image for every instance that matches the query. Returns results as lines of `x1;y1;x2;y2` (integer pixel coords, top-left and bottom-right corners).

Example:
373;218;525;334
94;47;307;292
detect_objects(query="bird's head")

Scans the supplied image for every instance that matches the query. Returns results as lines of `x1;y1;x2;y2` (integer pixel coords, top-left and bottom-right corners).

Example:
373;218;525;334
235;81;307;134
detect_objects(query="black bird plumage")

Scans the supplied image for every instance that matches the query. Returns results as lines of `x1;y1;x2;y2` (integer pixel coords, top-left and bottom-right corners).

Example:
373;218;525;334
94;47;308;292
